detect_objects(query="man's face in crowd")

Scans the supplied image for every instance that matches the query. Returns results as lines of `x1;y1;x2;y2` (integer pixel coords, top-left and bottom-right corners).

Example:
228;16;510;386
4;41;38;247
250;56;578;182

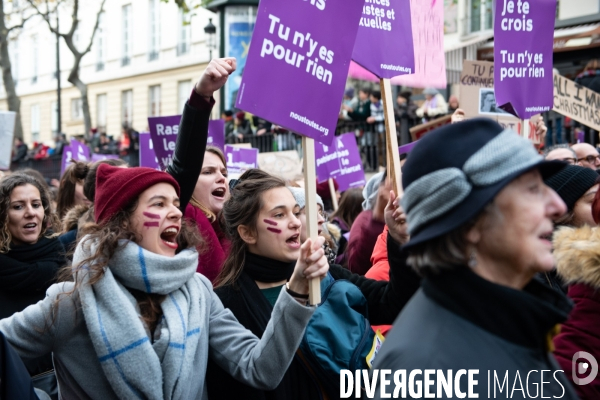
572;143;600;169
545;148;577;165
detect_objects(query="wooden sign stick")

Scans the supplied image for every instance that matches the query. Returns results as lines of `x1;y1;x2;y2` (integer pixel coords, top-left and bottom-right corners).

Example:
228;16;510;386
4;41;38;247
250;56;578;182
302;136;322;305
521;119;530;139
328;178;339;210
380;78;403;195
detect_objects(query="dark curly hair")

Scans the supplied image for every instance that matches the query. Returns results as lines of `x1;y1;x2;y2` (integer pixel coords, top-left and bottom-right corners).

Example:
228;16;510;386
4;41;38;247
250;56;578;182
0;172;60;253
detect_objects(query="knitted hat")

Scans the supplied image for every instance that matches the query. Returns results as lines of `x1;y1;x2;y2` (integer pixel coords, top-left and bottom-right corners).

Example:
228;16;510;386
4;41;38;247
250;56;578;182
362;171;385;210
545;165;599;211
316;178;339;200
94;164;180;224
287;186;324;210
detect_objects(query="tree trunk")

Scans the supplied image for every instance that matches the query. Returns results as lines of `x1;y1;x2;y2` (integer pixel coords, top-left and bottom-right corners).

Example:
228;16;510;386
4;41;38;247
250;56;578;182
0;1;23;140
68;70;91;140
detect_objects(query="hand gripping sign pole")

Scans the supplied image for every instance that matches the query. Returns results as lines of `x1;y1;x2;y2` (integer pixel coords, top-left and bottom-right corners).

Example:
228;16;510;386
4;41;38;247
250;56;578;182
351;0;415;195
381;78;403;195
233;0;365;304
302;136;321;305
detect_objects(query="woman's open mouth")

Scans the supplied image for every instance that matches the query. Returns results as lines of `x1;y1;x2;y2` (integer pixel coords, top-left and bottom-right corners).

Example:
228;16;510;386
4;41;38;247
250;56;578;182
160;227;179;250
212;187;226;199
286;233;300;249
23;223;38;232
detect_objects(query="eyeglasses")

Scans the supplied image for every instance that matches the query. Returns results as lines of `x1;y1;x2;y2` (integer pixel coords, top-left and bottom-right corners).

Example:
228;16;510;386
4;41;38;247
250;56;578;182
318;210;328;222
582;155;600;164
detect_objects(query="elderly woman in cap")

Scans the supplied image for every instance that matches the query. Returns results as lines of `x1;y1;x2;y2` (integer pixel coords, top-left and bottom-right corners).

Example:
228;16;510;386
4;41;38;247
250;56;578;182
415;88;448;122
373;119;577;399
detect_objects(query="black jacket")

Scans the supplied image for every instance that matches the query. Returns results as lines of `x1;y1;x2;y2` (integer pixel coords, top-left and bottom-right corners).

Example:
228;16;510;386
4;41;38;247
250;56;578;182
373;267;578;399
165;100;211;213
206;234;421;400
0;331;38;400
0;236;65;375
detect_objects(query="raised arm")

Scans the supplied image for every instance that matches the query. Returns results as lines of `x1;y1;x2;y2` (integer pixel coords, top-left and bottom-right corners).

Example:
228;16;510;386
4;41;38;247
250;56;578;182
167;58;236;212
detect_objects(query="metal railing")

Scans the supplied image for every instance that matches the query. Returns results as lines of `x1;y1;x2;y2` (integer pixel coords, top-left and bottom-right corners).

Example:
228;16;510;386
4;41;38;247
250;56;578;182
227;121;388;172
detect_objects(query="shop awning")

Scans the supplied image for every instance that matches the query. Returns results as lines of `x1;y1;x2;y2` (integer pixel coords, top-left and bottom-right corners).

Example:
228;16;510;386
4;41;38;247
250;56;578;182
478;23;600;60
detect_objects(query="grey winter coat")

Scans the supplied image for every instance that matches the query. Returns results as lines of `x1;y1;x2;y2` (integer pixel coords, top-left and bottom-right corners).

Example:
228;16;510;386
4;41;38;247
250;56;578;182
0;275;314;399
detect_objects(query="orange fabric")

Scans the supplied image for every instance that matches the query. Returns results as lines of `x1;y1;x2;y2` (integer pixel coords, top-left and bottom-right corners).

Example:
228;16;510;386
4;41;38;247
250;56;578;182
366;225;390;281
366;225;392;335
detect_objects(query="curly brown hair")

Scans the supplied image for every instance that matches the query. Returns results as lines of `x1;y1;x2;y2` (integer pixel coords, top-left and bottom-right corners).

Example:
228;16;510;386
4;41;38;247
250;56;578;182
0;173;60;253
55;194;203;331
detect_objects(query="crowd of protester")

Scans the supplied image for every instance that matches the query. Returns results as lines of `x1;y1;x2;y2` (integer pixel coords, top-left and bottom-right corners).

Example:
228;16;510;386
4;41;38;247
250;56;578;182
11;127;140;167
1;57;600;400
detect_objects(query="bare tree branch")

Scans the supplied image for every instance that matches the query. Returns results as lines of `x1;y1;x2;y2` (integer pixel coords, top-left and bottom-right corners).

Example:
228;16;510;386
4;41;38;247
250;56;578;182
82;0;107;56
6;13;35;34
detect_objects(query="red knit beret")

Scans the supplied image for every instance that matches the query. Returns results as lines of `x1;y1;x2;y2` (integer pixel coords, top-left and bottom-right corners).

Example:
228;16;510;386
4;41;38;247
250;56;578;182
316;178;339;199
94;164;180;224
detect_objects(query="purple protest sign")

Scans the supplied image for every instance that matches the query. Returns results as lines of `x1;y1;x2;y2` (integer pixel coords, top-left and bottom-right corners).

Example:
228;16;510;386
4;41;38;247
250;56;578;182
148;115;181;170
139;133;161;170
60;139;91;176
224;145;259;178
315;133;365;192
207;120;225;150
70;139;90;162
398;141;417;155
91;154;120;163
60;146;73;177
494;0;556;119
352;0;414;79
236;0;364;145
149;115;225;170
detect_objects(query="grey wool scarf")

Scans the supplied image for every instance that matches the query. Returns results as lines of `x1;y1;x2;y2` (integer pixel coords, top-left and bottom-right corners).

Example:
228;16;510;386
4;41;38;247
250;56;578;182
73;237;201;400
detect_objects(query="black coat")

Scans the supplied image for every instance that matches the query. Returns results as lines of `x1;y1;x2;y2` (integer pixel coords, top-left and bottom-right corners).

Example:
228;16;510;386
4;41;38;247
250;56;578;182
0;236;65;320
165;100;211;213
206;234;421;400
373;267;578;399
0;236;65;375
0;331;38;400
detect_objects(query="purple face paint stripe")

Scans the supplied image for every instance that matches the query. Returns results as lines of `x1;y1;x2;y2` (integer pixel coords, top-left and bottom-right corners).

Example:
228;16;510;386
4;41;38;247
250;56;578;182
264;219;278;226
144;222;159;227
143;212;160;219
267;227;282;234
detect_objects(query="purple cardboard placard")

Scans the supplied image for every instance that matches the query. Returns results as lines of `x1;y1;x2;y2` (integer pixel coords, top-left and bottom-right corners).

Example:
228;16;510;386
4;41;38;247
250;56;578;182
315;133;365;192
236;0;364;145
61;139;91;176
225;145;259;177
149;115;225;170
398;141;417;155
208;120;225;150
148;115;181;170
352;0;415;79
494;0;556;119
139;133;161;170
91;154;120;163
69;139;90;162
60;146;73;177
